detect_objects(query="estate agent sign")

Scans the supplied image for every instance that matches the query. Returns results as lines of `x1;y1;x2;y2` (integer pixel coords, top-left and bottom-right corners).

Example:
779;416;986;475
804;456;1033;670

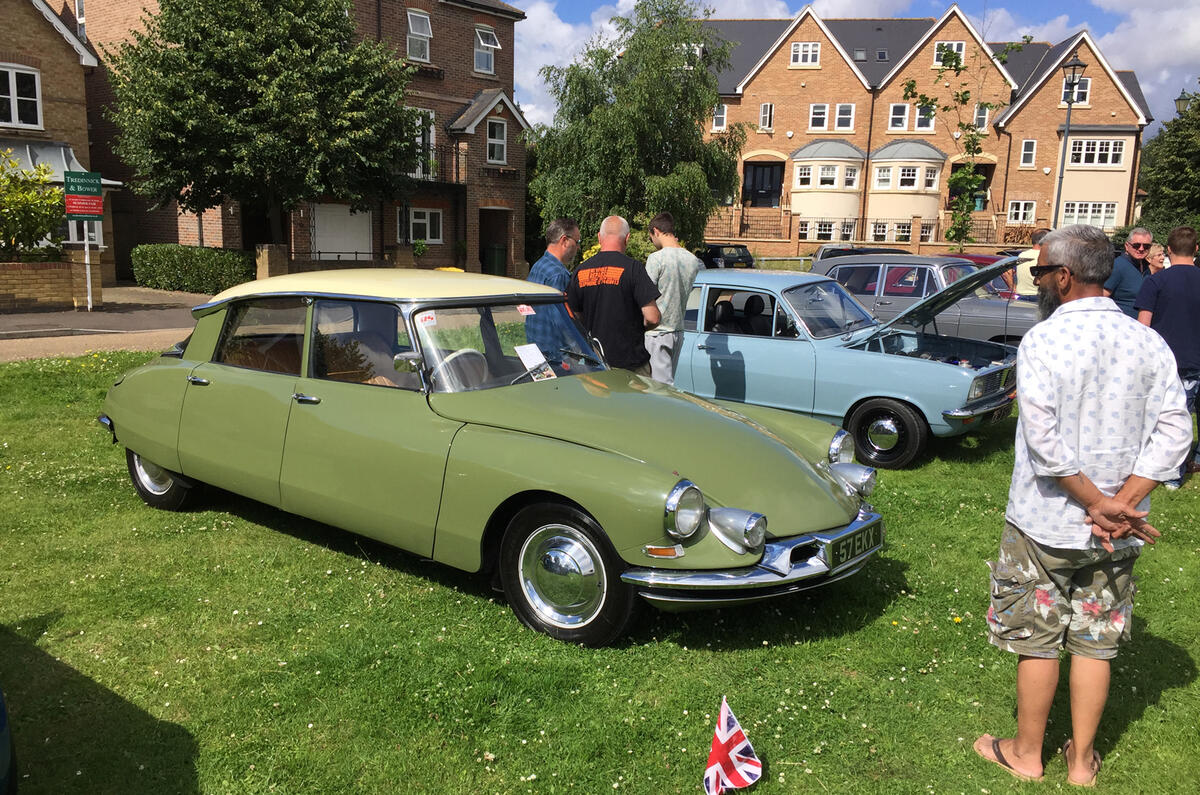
64;170;103;310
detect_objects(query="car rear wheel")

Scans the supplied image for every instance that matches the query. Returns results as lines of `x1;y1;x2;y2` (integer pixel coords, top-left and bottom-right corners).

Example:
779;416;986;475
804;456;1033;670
847;398;929;469
126;448;196;511
499;503;638;647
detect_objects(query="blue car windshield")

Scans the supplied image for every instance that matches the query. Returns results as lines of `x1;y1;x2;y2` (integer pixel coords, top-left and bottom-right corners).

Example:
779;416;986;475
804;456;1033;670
783;281;876;339
415;301;607;393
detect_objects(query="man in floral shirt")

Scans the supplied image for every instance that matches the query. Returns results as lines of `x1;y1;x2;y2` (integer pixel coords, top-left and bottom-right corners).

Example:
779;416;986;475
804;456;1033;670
973;225;1191;786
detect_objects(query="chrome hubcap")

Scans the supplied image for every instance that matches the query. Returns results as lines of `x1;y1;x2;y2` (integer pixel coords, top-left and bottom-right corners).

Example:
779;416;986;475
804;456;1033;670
518;523;606;629
134;454;174;496
866;417;900;452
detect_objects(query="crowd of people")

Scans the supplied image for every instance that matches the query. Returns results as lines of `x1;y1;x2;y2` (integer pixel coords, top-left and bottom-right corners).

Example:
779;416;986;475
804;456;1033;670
527;218;1198;788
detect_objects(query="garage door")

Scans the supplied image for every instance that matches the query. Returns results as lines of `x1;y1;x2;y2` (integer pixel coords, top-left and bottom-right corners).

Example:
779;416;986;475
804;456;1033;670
311;204;373;261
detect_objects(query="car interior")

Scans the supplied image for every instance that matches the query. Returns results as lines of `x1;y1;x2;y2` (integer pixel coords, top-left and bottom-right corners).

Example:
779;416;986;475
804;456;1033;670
703;290;792;337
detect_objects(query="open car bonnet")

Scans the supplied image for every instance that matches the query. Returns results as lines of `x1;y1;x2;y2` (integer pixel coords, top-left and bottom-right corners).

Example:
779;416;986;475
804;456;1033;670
871;259;1018;335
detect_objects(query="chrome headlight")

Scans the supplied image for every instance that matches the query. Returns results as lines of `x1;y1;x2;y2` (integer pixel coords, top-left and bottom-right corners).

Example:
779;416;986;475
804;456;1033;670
829;429;855;464
830;462;877;498
967;376;986;402
708;508;767;555
665;480;707;540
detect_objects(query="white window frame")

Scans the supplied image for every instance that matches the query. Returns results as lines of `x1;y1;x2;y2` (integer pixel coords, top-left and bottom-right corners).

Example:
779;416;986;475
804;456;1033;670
973;104;989;131
795;165;812;187
1020;139;1036;167
408;208;444;244
408;108;436;179
406;10;432;63
874;166;892;190
888;103;908;131
809;103;828;131
75;0;86;39
840;220;856;240
914;104;934;131
898;166;918;190
844;166;859;189
895;222;912;243
790;42;820;66
934;40;965;66
1007;200;1035;224
1060;201;1118;230
758;103;774;131
818;165;837;188
876;49;888;62
1062;76;1091;104
797;220;810;240
923;167;939;190
474;27;500;74
816;220;834;241
0;64;43;129
835;103;854;130
486;118;507;164
919;222;935;243
852;48;866;62
712;104;726;131
1069;138;1125;166
872;222;889;242
54;218;102;246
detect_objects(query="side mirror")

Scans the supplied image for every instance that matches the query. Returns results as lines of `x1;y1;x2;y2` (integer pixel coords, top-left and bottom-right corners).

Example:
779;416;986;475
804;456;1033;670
393;351;423;374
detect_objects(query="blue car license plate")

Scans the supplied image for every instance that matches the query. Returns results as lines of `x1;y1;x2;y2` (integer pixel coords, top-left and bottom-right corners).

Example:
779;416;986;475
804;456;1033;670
829;521;883;570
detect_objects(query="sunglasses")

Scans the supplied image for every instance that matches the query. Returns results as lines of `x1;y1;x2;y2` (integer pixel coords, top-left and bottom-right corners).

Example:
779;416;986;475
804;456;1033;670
1128;242;1151;250
1029;264;1067;280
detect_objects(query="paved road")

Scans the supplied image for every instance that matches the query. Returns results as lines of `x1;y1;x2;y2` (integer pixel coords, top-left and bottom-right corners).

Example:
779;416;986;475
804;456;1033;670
0;286;210;363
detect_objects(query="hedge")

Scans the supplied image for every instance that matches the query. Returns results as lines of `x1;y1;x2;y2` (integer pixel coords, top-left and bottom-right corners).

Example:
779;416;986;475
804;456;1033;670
131;244;254;294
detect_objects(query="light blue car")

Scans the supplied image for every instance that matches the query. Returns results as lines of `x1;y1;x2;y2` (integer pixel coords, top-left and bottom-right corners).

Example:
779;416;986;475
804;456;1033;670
676;263;1018;468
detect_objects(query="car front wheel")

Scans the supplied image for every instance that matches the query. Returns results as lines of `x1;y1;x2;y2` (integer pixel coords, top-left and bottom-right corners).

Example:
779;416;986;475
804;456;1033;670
126;448;196;511
499;503;638;647
847;398;929;469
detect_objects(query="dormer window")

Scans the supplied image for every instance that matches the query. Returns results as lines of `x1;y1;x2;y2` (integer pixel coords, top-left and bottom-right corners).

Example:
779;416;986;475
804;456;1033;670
474;27;500;74
876;49;888;61
853;48;866;61
406;10;432;63
0;64;42;128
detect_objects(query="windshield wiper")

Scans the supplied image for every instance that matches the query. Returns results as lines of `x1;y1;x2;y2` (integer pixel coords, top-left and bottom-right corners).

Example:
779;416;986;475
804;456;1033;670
559;347;604;366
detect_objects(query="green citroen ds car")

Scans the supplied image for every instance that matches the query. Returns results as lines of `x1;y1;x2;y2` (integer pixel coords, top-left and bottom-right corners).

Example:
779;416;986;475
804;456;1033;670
100;269;883;646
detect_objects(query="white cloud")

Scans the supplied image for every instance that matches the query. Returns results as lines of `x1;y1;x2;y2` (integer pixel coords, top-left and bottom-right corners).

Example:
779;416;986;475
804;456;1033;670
975;8;1079;44
811;0;912;16
1096;9;1200;128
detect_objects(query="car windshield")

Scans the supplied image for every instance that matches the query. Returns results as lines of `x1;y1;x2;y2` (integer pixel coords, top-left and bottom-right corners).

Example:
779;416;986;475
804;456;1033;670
415;300;607;393
782;280;876;339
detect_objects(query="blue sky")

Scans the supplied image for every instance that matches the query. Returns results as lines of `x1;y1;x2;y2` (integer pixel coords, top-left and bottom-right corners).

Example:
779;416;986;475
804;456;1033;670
509;0;1200;135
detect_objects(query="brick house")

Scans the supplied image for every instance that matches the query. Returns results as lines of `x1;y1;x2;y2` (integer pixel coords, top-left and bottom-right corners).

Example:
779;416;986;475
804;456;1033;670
1;0;120;284
702;5;1151;254
80;0;528;280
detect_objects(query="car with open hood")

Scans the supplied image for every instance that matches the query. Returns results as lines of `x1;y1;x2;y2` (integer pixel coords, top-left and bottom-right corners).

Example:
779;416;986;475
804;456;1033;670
676;263;1019;468
99;269;883;647
816;254;1037;343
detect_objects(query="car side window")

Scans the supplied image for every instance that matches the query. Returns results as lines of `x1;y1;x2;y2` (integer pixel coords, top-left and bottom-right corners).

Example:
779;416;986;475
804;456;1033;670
214;297;307;375
705;289;775;337
882;265;929;297
831;265;879;296
684;286;702;331
310;299;419;390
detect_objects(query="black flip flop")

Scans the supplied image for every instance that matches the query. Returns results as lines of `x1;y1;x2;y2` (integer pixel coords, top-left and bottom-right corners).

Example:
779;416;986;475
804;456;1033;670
974;735;1044;782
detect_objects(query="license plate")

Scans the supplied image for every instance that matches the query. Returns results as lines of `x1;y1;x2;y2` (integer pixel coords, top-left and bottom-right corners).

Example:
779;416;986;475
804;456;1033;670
829;521;883;570
987;404;1013;424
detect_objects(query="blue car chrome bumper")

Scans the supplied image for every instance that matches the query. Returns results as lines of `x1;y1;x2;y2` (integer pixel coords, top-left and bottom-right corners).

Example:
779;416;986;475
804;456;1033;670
620;511;884;611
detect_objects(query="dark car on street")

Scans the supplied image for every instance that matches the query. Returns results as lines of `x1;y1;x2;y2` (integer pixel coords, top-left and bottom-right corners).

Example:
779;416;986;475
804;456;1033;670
697;244;755;269
812;245;909;262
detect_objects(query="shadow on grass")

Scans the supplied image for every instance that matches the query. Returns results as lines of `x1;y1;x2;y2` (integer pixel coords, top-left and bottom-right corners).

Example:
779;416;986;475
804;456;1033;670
1043;616;1197;756
0;615;198;794
927;417;1018;466
200;489;908;652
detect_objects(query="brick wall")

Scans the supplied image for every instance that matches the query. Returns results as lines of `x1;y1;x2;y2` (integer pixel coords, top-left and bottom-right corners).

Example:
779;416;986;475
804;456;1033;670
0;261;103;311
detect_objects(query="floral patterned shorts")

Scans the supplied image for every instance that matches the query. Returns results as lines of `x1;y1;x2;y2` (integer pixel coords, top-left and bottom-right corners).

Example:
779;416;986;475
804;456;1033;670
986;523;1140;660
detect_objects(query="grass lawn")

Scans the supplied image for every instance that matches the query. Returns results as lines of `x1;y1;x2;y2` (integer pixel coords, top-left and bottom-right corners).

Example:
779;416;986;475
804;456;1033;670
1;351;1197;793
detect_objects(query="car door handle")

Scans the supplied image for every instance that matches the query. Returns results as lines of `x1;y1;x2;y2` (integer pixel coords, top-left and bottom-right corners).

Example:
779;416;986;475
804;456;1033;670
186;375;210;386
291;393;321;405
876;300;892;306
697;344;713;350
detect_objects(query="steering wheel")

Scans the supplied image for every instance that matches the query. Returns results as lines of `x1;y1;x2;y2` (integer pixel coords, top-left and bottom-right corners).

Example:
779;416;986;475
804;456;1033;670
430;348;489;391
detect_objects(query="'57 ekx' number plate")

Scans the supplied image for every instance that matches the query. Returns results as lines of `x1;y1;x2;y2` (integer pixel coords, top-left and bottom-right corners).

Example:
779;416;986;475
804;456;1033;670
828;521;883;570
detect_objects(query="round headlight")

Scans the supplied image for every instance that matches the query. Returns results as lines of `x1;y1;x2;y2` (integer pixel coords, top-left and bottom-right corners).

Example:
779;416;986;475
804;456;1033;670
743;513;767;549
830;462;877;497
829;429;855;464
665;480;707;540
708;508;767;555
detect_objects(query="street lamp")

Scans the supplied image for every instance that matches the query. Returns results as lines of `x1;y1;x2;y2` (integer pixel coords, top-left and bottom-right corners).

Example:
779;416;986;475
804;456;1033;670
1052;55;1087;228
1175;88;1194;116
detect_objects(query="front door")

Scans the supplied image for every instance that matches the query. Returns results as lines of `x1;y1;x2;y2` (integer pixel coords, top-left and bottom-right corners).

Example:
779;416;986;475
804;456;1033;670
744;163;783;208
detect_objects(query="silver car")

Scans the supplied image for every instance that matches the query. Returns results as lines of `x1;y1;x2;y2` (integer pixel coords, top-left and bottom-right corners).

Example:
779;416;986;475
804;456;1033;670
817;254;1037;344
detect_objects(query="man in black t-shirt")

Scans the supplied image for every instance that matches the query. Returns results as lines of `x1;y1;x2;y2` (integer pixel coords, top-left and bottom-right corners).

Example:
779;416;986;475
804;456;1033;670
567;215;661;373
1136;225;1200;487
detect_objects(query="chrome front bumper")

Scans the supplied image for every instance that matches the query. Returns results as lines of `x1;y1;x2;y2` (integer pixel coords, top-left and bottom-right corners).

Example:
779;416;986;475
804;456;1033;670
620;511;884;610
942;391;1015;422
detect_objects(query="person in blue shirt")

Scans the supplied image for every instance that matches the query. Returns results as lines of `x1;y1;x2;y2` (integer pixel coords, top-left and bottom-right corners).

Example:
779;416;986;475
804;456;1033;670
527;218;580;292
1103;227;1151;317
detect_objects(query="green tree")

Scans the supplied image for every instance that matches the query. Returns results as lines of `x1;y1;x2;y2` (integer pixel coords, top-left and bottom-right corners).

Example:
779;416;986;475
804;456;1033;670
529;0;746;247
904;38;1029;248
1139;82;1200;220
106;0;422;243
0;149;65;257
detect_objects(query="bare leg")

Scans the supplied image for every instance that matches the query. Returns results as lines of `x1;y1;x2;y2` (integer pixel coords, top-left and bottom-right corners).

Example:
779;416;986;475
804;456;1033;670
975;654;1058;778
1066;655;1109;784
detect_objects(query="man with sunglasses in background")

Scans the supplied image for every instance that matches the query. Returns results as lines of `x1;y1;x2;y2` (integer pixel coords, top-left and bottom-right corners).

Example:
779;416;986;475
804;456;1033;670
1103;227;1151;317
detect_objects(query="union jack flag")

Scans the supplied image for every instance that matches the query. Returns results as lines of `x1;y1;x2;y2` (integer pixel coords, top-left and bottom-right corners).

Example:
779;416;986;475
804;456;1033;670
702;696;762;794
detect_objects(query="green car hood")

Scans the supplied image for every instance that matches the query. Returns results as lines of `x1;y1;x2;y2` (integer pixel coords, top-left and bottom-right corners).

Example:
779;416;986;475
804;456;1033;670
428;370;858;537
